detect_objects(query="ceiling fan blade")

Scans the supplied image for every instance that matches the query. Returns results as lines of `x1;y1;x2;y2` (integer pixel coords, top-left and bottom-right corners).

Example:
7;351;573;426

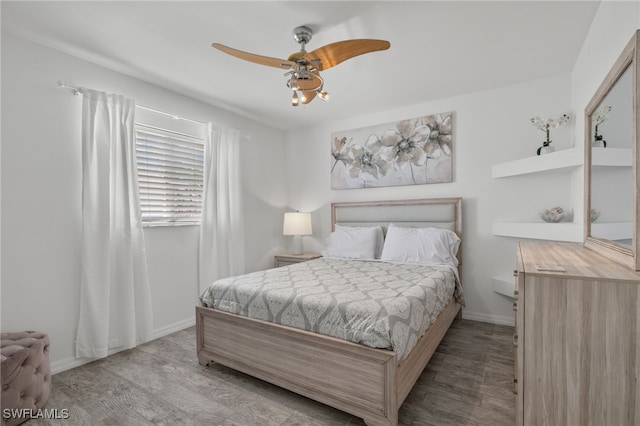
304;39;390;71
212;43;295;69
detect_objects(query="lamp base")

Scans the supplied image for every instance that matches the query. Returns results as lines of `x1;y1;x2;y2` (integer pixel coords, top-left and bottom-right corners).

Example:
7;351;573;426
291;235;303;255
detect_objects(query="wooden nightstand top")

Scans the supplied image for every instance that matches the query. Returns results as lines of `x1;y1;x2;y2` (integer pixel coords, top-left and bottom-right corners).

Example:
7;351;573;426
274;253;322;267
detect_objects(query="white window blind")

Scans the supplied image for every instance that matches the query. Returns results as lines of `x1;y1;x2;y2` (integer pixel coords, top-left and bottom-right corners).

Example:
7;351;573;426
135;124;204;226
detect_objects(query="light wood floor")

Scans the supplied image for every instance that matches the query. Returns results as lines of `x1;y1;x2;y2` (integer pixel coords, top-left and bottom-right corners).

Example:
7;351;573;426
32;319;515;426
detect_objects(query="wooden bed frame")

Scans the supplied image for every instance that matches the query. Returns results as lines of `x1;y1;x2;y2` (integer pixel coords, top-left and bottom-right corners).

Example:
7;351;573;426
196;198;463;426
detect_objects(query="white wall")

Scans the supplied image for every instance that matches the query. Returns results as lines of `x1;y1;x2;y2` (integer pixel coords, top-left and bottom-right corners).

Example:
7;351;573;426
572;1;640;136
284;73;574;326
0;32;288;372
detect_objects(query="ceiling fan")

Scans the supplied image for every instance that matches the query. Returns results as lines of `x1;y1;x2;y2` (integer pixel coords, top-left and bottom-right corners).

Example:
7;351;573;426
212;26;390;106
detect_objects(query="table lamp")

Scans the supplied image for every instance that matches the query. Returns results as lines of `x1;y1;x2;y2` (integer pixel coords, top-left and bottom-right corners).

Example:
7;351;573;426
283;211;312;255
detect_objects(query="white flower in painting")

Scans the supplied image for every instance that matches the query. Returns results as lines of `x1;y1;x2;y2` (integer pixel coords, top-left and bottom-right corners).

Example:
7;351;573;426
422;113;453;159
347;134;390;181
381;119;430;172
331;136;352;173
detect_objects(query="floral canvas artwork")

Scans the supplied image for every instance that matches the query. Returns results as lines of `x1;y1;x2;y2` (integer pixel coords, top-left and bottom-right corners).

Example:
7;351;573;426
331;113;453;189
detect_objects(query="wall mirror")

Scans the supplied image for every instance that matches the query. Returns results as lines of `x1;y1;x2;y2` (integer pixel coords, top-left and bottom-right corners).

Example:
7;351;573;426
584;29;639;270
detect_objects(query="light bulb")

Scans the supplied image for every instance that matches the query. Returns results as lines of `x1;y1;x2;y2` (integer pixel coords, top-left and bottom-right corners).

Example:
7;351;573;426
291;91;299;106
318;90;330;101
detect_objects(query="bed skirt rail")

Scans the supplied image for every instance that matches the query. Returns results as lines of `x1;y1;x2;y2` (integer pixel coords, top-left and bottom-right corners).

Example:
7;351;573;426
196;306;398;425
196;298;461;426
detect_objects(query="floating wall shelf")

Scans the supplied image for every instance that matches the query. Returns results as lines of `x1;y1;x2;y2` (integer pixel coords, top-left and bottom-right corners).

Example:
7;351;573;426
591;221;633;241
592;147;632;167
492;221;583;242
491;147;632;179
492;276;516;298
492;148;582;178
491;147;632;241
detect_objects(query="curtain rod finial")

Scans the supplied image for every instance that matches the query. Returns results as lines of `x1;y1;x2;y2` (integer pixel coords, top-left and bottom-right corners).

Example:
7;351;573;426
58;80;81;96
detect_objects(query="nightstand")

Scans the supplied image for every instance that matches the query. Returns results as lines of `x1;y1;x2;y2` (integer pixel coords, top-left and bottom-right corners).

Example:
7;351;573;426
274;253;321;268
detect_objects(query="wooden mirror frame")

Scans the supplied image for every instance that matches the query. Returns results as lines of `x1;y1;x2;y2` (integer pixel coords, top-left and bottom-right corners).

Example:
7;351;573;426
584;29;640;271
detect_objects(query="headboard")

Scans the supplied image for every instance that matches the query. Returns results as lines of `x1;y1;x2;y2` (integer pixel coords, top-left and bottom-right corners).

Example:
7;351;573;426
331;197;463;267
331;198;462;236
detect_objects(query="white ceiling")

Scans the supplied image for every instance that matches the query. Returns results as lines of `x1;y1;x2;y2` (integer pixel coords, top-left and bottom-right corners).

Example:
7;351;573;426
2;1;599;130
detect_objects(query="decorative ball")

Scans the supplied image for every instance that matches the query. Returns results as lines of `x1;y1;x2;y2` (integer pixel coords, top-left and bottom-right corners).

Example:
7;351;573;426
539;207;565;223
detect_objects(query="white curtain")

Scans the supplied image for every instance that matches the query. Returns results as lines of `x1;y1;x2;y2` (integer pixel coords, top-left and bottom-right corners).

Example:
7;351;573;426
199;124;245;295
76;89;153;359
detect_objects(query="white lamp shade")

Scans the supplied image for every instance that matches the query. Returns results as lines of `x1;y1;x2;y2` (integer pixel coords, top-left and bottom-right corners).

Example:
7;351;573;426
283;212;312;236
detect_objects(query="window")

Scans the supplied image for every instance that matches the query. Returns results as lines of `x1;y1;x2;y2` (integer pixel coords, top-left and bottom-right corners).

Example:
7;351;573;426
135;124;204;226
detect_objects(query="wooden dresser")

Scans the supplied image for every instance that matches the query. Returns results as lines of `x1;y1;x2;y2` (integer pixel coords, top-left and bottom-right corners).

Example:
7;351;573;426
514;241;640;426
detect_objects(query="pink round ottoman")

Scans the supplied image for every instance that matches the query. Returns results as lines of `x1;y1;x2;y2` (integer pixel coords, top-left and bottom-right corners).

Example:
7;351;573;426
1;331;51;426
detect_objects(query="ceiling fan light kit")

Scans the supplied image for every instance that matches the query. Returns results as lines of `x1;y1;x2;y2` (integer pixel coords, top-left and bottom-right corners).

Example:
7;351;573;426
212;25;389;107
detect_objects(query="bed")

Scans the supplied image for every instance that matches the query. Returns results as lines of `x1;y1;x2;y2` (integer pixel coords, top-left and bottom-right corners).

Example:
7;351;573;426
196;198;463;426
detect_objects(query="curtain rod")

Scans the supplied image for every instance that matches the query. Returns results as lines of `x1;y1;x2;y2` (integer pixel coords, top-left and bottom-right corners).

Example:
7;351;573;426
58;81;206;126
57;80;251;139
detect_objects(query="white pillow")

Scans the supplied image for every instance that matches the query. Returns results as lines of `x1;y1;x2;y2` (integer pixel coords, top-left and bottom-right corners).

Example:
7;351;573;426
321;225;384;260
380;224;460;267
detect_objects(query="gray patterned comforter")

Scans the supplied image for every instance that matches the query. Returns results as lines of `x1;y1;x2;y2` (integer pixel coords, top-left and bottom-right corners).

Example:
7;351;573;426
199;257;463;362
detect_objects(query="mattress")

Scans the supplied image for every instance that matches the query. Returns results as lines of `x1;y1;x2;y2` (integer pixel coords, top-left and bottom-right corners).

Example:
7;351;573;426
199;257;463;362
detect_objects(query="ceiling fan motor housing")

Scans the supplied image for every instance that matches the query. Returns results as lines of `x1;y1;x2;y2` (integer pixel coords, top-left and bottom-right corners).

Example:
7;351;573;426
293;26;313;48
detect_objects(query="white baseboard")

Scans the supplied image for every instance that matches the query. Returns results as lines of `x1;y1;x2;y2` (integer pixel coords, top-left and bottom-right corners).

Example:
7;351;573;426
51;317;196;375
151;317;195;339
461;310;515;327
50;356;87;375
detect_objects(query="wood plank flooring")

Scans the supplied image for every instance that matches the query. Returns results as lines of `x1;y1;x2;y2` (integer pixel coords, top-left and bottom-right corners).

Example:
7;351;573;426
31;319;515;426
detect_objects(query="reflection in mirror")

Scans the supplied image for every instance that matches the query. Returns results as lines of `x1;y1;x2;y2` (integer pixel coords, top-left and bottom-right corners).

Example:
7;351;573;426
584;28;638;271
589;64;633;249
